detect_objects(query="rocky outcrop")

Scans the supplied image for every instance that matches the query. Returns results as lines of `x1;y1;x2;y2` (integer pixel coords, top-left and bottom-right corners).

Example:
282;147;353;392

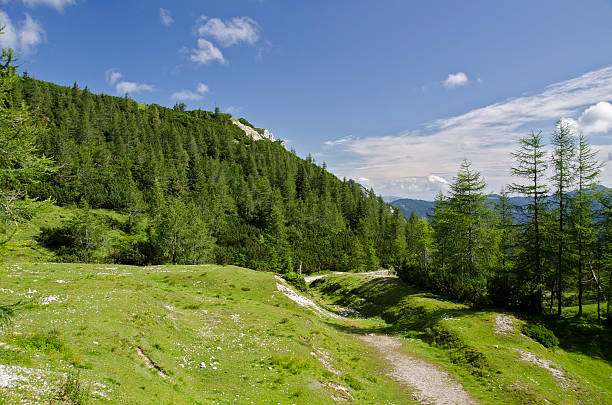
231;119;285;147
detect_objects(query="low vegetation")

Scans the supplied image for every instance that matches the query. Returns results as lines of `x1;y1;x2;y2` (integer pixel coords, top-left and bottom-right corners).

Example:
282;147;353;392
0;263;410;403
311;273;612;404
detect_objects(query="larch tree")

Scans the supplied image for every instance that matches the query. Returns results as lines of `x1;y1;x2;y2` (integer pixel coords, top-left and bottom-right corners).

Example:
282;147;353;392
569;134;602;316
550;120;577;315
510;131;548;314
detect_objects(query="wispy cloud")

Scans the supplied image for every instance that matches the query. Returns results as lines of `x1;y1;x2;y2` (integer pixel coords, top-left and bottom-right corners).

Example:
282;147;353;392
325;66;612;199
225;105;242;115
171;82;209;101
20;0;75;11
323;135;353;147
105;69;122;86
159;8;174;27
105;68;154;95
443;72;469;89
0;11;45;54
190;38;226;65
195;16;259;47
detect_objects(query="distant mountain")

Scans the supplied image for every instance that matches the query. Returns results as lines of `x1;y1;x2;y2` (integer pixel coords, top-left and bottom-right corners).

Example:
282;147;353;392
382;196;404;203
391;186;610;219
389;198;435;218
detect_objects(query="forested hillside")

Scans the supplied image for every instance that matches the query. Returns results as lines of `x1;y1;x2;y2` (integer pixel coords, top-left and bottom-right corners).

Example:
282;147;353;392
6;75;406;273
3;72;611;319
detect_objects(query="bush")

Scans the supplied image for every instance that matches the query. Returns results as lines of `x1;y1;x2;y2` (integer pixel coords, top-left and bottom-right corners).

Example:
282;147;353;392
0;301;21;328
238;118;255;128
55;369;89;405
26;330;70;354
522;323;559;348
270;354;308;374
284;272;307;292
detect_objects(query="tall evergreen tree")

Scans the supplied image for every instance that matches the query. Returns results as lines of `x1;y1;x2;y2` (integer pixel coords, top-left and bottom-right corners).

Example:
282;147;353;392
569;134;602;316
430;161;497;302
510;131;548;313
550;120;576;315
0;47;55;249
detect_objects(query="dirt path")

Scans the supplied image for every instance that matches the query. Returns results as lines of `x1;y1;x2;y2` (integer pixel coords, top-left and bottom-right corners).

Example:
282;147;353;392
304;269;395;283
277;274;477;404
274;275;339;319
360;334;476;405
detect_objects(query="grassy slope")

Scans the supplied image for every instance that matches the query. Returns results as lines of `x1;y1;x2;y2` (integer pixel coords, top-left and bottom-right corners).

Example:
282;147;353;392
0;263;412;404
311;274;612;405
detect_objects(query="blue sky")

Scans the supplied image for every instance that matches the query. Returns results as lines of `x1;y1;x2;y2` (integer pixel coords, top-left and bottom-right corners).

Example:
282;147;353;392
1;0;612;199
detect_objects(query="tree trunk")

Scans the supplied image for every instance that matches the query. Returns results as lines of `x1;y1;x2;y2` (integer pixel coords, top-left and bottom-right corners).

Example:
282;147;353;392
557;190;564;316
596;260;601;321
578;240;583;317
606;267;612;319
549;280;554;314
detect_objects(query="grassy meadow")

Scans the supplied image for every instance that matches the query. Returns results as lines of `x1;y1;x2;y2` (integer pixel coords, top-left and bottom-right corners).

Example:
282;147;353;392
0;263;410;404
311;274;612;404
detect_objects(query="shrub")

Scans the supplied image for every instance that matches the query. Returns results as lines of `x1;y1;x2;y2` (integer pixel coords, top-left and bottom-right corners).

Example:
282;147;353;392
522;323;559;348
343;374;363;390
55;370;89;405
238;118;255;128
0;301;21;328
26;330;69;353
270;354;308;374
284;272;307;292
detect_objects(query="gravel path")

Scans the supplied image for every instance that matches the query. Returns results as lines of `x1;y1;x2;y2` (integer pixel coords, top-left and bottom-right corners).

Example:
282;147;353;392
360;334;476;405
278;273;477;404
274;275;339;319
304;269;395;283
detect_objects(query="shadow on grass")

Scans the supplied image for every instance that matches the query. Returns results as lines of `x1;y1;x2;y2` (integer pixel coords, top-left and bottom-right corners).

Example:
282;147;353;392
313;275;612;364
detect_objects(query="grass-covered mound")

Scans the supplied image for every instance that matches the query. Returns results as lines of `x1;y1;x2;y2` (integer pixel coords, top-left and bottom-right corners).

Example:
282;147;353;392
0;263;409;404
311;273;612;404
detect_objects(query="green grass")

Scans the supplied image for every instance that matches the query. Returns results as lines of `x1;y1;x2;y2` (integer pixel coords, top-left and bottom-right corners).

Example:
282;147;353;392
2;208;610;403
311;274;612;405
0;204;129;264
0;263;411;404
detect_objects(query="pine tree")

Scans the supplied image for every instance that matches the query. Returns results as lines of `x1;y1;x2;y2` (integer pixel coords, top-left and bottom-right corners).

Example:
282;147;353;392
510;131;548;313
430;161;497;302
0;47;55;248
492;187;517;304
550;120;576;315
569;134;602;316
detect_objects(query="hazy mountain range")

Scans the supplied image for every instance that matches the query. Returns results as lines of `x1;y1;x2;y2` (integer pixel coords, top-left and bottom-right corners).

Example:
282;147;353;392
387;187;610;219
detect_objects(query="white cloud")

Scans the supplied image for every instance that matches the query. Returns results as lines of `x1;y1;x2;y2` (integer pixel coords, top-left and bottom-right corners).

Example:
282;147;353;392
171;90;202;101
325;66;612;199
0;11;45;54
105;68;154;95
323;135;353;147
21;0;75;11
195;16;259;47
115;81;154;95
190;38;226;65
196;82;209;95
428;175;449;185
160;8;173;27
443;72;469;89
170;82;209;101
105;68;123;86
576;101;612;135
225;105;242;115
